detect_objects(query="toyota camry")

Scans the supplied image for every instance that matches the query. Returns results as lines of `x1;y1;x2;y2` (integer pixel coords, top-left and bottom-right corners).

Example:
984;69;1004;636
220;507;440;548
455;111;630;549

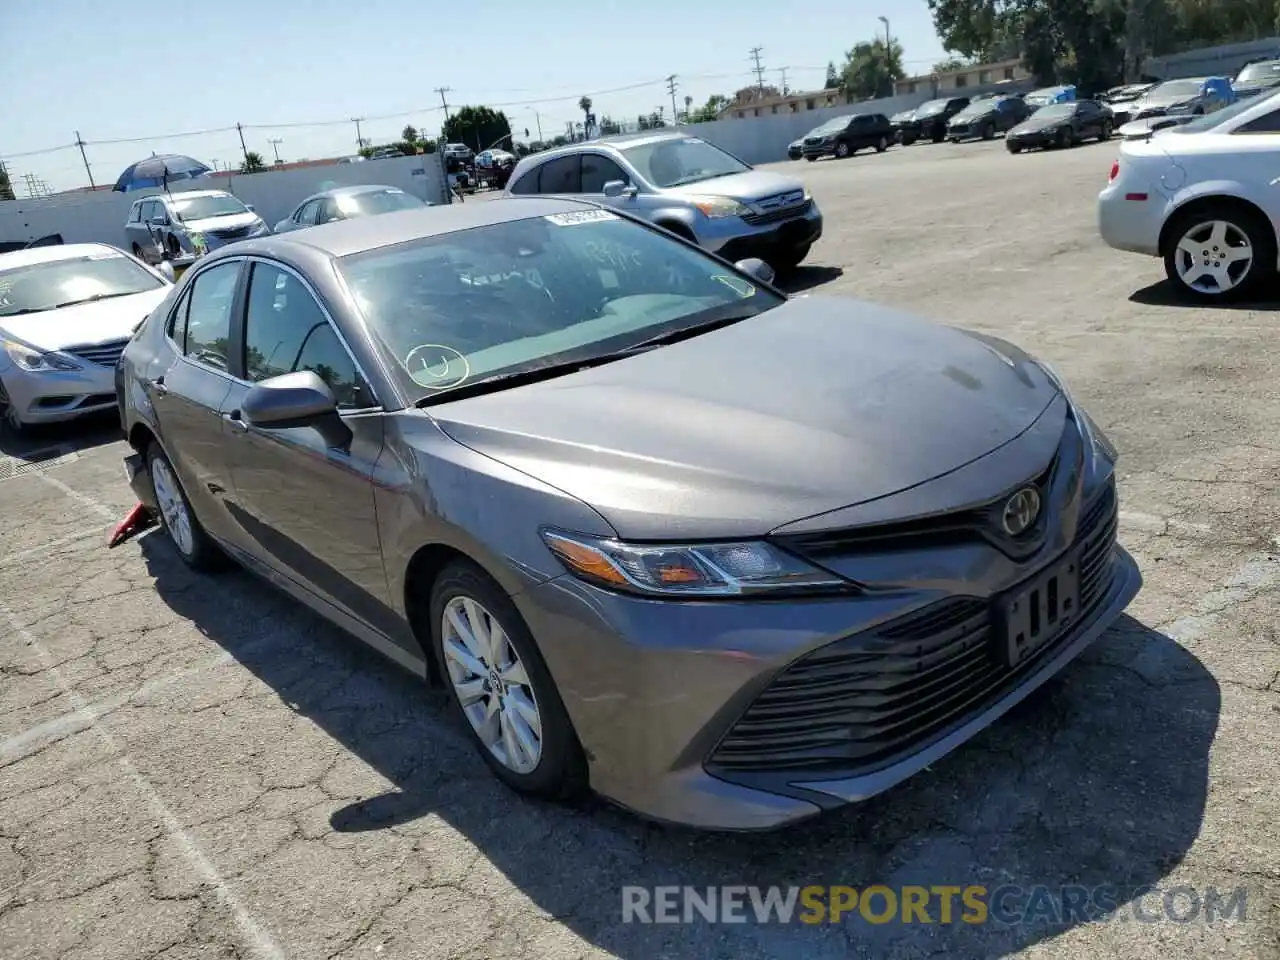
116;198;1140;830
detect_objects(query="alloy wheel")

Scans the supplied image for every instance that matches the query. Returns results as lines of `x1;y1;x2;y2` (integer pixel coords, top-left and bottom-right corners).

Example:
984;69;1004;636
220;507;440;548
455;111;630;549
150;456;195;557
0;380;22;433
1174;220;1254;295
441;595;543;774
835;141;850;158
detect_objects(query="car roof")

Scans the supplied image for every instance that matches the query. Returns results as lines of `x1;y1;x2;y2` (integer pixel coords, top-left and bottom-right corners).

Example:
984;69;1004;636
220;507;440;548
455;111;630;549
145;189;231;203
0;242;129;270
213;196;601;260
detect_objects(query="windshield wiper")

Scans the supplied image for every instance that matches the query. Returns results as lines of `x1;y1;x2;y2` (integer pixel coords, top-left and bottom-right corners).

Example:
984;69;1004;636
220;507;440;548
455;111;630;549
51;291;136;309
609;310;757;355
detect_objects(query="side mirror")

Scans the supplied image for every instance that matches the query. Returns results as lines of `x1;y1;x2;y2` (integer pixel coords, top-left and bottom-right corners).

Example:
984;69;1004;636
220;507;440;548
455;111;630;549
602;180;636;198
733;257;776;285
156;260;176;283
240;370;352;449
245;203;255;212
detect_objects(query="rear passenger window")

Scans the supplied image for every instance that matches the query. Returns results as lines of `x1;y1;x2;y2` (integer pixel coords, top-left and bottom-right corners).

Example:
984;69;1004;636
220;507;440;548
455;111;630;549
537;155;582;193
183;261;240;371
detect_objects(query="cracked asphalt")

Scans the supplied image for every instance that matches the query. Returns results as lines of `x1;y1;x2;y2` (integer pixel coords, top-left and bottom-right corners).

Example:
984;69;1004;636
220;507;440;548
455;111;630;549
1;139;1278;960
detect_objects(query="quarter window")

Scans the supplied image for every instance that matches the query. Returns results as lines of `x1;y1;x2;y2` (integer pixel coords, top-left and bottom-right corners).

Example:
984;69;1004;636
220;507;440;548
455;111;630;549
242;262;370;409
1236;108;1280;133
183;261;240;371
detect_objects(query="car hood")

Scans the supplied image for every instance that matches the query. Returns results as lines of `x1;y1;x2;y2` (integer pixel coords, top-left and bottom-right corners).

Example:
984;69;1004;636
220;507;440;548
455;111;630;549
1011;114;1068;134
0;286;170;353
182;211;260;232
664;168;805;203
950;110;993;124
429;296;1061;540
1118;115;1190;138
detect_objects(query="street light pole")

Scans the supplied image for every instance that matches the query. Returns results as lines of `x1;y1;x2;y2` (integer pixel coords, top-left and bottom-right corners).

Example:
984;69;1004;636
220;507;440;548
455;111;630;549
877;14;890;48
268;138;283;164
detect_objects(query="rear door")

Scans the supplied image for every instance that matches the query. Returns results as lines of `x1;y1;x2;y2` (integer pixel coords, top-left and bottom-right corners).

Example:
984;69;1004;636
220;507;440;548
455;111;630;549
150;258;247;547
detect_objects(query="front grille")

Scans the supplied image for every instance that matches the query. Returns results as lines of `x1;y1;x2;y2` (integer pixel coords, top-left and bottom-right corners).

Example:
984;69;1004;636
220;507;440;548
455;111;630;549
707;481;1118;778
742;198;813;227
804;137;823;146
67;338;128;367
209;225;250;240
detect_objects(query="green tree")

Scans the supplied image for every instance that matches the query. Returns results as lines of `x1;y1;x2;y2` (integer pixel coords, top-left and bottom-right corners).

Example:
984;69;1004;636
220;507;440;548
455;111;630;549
442;105;513;154
598;114;622;135
933;56;971;72
240;151;266;174
689;94;731;122
839;38;906;100
579;95;593;133
824;61;841;89
0;165;13;202
402;124;419;144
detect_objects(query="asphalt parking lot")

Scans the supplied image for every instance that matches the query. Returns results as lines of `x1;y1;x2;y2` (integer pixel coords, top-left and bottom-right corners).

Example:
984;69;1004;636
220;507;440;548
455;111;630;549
2;138;1278;960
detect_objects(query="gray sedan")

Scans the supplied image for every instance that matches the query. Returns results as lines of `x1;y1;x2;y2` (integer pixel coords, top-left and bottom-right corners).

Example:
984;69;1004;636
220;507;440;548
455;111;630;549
116;197;1140;830
273;184;430;233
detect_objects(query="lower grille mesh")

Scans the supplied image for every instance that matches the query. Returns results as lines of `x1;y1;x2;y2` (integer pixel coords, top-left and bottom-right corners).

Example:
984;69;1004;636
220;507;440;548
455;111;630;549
707;483;1118;777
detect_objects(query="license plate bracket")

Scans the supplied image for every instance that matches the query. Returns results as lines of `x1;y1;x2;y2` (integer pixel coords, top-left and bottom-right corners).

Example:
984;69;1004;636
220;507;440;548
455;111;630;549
994;550;1081;668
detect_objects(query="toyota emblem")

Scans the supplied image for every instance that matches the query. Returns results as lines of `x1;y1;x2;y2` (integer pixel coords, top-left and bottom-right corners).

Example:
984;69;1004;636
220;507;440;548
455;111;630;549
1001;487;1042;536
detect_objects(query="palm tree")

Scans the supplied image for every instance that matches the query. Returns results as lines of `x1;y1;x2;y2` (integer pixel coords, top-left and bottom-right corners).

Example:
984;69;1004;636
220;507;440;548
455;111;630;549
579;96;593;137
240;151;266;174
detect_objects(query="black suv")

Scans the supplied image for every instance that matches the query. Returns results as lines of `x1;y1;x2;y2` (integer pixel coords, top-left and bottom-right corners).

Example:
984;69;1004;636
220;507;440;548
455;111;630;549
898;97;970;144
801;113;894;160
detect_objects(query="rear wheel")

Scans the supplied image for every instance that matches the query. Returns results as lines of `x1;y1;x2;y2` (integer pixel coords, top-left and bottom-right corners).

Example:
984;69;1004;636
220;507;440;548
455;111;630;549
430;561;586;799
875;136;888;153
931;127;946;143
1099;120;1113;141
147;445;223;571
1163;204;1275;303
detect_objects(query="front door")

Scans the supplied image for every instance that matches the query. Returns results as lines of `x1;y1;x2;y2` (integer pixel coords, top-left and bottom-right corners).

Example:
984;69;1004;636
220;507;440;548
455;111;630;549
150;258;246;545
220;259;400;641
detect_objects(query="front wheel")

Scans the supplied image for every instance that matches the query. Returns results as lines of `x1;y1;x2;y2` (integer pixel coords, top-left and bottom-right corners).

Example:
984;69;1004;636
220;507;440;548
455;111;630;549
982;122;995;140
0;379;25;435
1056;127;1075;149
1163;206;1275;303
1099;121;1113;141
430;561;586;799
834;140;851;158
1007;142;1023;154
875;136;888;153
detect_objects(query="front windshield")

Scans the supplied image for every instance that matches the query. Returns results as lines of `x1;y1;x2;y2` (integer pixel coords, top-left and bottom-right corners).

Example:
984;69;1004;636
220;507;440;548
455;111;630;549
814;117;853;134
0;250;163;317
1237;61;1280;84
954;102;995;120
915;99;947;116
338;210;784;400
171;194;249;221
1146;79;1203;100
1033;103;1076;119
337;189;426;217
621;137;750;188
1165;94;1269;133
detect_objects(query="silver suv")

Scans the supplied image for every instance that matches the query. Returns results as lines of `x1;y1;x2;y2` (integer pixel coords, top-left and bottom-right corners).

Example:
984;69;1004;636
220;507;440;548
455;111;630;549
124;190;270;265
503;132;822;271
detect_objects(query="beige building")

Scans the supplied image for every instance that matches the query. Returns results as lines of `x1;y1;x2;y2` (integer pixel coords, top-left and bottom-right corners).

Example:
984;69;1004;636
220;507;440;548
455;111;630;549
720;88;851;119
894;58;1031;97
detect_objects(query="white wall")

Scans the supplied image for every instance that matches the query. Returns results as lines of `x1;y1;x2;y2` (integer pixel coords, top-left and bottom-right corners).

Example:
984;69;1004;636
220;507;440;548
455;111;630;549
0;153;451;248
1146;37;1280;80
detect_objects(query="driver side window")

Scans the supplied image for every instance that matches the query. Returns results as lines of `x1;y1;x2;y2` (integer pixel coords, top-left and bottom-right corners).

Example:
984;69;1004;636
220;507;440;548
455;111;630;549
296;200;320;224
242;262;372;409
183;261;240;371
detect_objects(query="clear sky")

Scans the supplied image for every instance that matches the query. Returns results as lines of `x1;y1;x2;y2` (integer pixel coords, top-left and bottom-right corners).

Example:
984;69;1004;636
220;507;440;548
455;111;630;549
1;0;947;192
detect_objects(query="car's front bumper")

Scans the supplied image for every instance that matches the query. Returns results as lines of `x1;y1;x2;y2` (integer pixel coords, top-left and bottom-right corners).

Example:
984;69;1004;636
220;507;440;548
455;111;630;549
0;364;118;426
515;495;1140;830
701;203;824;264
1007;130;1054;149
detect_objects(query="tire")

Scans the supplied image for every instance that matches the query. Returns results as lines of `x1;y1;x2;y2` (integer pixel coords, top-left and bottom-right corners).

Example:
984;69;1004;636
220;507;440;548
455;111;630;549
146;444;223;571
805;155;817;162
1007;142;1023;154
875;136;888;153
1056;127;1075;149
902;134;917;146
131;243;145;261
772;243;811;274
982;122;995;141
0;378;25;435
932;128;946;143
429;560;587;800
1099;121;1112;141
834;140;851;158
1162;203;1275;303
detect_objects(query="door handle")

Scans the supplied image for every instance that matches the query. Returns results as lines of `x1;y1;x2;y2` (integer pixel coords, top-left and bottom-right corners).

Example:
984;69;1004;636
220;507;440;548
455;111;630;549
222;411;249;434
149;375;167;397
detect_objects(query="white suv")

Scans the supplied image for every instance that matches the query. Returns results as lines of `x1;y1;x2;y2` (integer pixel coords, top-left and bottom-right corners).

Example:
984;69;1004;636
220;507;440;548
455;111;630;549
124;190;270;265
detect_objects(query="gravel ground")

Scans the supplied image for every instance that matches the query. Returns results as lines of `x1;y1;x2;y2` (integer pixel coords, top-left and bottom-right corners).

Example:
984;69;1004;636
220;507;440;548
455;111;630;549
1;138;1277;960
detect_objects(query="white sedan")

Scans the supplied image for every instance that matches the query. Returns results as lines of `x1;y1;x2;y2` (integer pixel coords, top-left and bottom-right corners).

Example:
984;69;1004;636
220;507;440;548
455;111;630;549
1098;90;1280;301
0;243;173;432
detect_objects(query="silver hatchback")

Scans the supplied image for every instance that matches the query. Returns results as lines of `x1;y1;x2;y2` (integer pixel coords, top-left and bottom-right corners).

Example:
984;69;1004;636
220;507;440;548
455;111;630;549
504;132;822;271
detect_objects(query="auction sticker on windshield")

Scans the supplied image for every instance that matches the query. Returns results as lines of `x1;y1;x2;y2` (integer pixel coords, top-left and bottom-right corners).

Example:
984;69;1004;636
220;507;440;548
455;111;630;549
544;210;620;226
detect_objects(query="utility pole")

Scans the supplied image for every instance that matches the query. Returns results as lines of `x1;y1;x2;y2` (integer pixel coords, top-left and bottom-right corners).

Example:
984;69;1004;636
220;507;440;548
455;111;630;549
236;123;249;164
749;46;766;94
73;131;95;189
778;67;789;95
351;118;365;153
666;75;679;124
268;138;283;164
529;109;543;141
435;87;453;121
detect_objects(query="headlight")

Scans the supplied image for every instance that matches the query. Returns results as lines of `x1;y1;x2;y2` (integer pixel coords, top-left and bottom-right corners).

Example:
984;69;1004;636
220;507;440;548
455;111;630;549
3;341;81;372
1034;359;1118;464
541;530;852;598
689;196;749;219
